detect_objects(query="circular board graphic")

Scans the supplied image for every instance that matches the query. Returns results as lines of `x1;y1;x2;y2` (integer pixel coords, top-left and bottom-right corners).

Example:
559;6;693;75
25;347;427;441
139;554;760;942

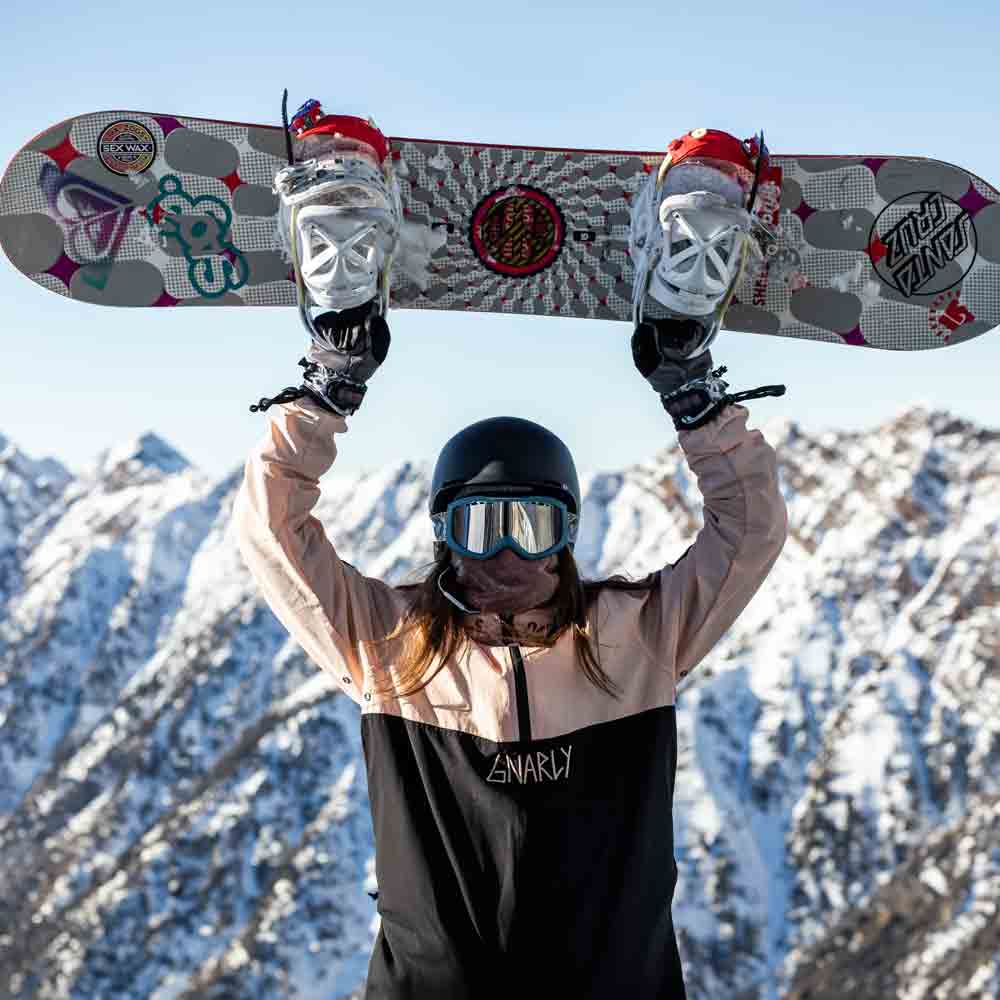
97;120;157;176
868;190;977;298
470;185;565;277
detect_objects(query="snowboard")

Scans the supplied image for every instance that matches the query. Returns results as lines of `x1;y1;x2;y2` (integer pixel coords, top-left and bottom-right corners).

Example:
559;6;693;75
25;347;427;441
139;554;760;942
2;109;999;351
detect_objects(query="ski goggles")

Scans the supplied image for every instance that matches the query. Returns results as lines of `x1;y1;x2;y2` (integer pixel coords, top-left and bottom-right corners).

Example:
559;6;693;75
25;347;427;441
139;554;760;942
432;495;578;560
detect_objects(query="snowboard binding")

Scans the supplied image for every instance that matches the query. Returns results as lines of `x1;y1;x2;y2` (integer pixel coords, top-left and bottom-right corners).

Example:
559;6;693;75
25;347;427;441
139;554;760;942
630;129;786;428
250;94;402;417
630;128;776;360
274;95;403;337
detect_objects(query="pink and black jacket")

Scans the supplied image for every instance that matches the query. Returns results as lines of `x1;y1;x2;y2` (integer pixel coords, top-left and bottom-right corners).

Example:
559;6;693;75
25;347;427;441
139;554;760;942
233;399;788;999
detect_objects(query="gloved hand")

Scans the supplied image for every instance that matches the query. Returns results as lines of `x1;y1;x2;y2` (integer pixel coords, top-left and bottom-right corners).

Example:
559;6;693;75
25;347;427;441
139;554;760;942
249;301;391;417
632;320;787;431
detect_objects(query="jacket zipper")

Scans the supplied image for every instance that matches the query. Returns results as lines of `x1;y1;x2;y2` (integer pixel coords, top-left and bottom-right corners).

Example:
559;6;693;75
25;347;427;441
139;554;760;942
510;645;532;743
499;614;532;743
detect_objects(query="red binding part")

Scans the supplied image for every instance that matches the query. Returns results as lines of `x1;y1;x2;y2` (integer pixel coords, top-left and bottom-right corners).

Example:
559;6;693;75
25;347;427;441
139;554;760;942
295;110;390;164
665;128;762;173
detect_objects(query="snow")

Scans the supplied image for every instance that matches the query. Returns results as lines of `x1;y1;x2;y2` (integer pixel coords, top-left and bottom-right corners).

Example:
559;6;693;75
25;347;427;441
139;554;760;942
1;407;998;998
90;432;192;479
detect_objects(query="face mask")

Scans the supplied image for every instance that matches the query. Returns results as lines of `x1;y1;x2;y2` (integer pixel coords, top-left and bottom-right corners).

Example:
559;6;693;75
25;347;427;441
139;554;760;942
452;548;560;615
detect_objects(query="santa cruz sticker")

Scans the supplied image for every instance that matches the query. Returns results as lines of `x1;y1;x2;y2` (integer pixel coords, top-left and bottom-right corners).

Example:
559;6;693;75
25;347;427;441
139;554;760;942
867;191;977;297
470;185;564;277
97;120;157;176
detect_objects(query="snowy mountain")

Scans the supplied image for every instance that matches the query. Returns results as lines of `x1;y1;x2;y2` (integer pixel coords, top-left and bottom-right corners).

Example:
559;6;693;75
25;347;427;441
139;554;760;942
0;408;997;999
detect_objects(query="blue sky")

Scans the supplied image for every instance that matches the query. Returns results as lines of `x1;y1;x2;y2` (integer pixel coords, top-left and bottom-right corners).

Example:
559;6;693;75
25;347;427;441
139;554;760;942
1;0;998;483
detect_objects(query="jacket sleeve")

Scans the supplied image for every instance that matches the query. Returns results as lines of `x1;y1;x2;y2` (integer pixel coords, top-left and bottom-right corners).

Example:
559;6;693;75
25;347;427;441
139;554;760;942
231;398;409;705
639;404;788;685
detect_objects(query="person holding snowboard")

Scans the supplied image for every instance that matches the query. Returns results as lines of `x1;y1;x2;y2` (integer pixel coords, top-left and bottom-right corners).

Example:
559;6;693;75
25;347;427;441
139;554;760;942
235;101;788;999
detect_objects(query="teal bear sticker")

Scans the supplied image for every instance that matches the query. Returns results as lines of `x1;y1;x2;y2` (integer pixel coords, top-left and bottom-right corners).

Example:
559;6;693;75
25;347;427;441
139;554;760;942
145;175;249;299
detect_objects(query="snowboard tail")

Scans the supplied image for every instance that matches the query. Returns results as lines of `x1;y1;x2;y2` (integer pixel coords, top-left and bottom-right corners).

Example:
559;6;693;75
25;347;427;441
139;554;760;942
2;109;999;351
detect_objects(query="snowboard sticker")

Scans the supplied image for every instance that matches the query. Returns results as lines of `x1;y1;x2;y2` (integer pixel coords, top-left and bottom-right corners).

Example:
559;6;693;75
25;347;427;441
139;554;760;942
2;109;999;351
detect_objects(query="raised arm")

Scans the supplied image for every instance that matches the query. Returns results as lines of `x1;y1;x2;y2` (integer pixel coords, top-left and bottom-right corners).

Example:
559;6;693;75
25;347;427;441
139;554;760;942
233;105;412;704
641;403;787;682
630;306;788;684
233;399;408;706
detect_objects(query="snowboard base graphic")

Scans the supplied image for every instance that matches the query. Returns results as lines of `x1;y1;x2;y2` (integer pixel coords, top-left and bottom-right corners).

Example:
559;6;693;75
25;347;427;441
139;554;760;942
2;110;999;351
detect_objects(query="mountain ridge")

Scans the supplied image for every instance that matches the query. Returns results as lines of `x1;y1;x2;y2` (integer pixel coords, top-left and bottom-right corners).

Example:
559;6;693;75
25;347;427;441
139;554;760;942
0;404;996;999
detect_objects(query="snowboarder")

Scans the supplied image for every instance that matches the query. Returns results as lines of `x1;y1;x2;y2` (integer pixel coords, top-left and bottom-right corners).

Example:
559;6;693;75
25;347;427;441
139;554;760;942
235;100;789;998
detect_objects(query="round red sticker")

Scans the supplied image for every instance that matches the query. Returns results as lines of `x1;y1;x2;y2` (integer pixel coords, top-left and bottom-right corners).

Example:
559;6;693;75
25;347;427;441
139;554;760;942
470;185;564;277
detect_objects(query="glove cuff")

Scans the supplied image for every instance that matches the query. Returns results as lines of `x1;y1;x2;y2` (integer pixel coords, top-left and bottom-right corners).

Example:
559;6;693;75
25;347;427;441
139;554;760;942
300;359;367;416
661;392;732;431
660;365;734;430
248;358;366;417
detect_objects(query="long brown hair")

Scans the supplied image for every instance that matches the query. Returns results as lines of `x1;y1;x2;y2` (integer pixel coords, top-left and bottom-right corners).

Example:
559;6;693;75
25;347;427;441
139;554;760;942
366;547;657;700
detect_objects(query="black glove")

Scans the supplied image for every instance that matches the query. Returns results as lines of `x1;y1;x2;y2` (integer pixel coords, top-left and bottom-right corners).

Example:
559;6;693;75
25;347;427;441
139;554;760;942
631;320;786;431
249;301;391;417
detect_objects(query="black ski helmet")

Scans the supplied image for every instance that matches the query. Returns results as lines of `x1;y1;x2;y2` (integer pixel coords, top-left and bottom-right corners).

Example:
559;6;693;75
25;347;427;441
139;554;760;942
430;416;581;555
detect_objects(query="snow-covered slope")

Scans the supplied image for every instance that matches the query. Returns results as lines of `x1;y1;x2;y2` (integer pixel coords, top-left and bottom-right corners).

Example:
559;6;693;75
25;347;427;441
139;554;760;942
0;408;997;999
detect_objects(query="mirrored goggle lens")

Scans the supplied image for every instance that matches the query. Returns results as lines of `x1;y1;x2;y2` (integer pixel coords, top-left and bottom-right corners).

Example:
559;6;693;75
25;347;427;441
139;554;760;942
449;499;564;556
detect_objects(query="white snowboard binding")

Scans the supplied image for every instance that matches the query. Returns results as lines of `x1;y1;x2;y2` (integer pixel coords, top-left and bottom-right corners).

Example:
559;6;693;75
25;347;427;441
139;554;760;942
273;97;402;351
629;128;775;359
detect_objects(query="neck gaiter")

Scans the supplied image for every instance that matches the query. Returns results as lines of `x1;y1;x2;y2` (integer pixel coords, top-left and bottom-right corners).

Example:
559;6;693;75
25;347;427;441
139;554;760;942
451;548;559;615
